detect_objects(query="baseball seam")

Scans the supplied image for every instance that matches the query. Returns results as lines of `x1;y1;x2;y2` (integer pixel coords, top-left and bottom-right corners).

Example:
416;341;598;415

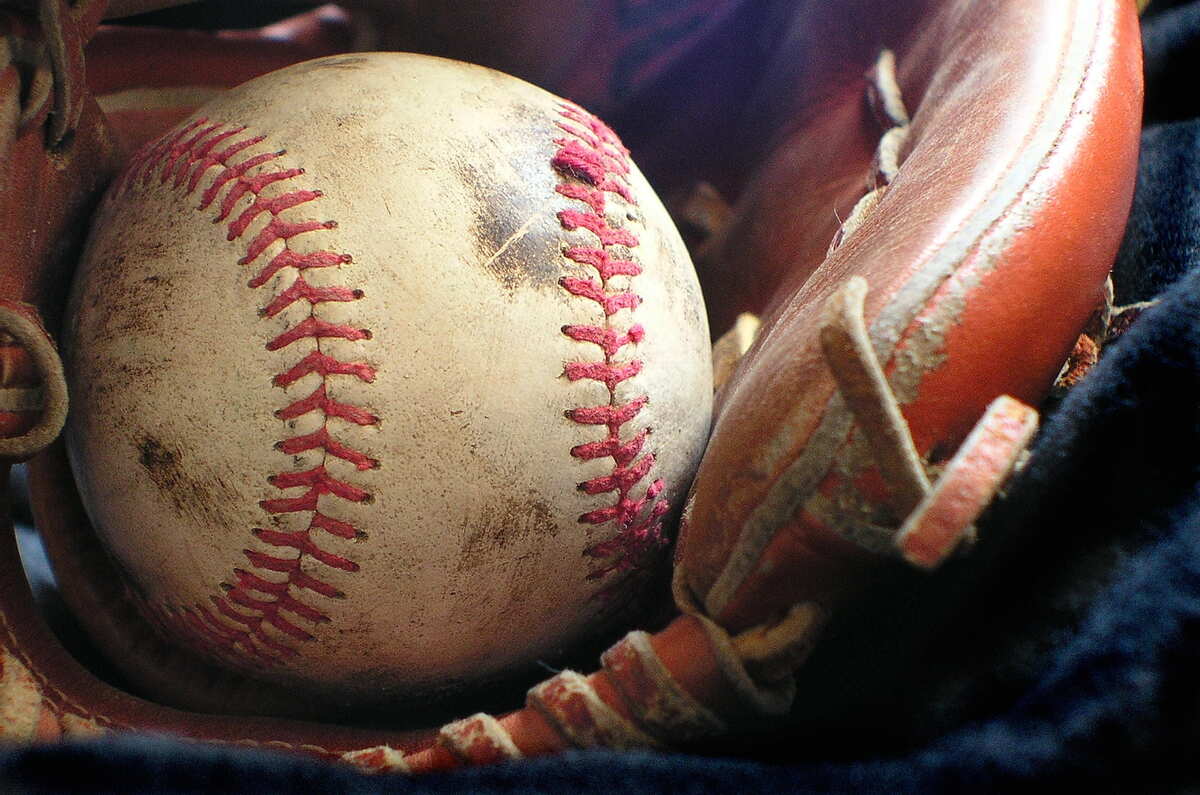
553;103;670;581
112;117;374;667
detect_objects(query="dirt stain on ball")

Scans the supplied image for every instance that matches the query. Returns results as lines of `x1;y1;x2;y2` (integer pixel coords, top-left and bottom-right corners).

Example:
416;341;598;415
453;157;563;293
457;497;557;573
137;435;239;529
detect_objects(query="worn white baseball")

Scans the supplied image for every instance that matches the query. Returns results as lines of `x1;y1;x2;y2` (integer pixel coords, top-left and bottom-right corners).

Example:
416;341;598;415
62;53;711;705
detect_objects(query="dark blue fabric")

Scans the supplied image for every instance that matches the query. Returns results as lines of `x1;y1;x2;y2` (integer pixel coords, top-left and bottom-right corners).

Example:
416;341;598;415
1113;118;1200;301
4;2;1200;792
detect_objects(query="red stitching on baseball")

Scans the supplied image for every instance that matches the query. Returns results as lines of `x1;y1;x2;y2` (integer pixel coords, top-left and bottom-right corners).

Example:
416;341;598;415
277;427;378;470
273;350;375;388
554;103;669;582
250;250;353;289
112;118;375;666
227;190;323;238
276;383;378;425
262;277;361;318
560;276;644;316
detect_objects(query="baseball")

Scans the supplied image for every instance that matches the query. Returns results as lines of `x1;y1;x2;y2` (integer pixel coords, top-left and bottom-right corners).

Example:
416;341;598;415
62;53;711;708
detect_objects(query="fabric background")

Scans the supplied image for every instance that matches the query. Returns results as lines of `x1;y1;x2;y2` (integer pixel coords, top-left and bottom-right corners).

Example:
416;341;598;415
2;1;1198;791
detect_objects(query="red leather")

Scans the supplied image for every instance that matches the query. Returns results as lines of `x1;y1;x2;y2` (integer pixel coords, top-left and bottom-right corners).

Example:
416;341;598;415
676;0;1142;632
0;11;116;322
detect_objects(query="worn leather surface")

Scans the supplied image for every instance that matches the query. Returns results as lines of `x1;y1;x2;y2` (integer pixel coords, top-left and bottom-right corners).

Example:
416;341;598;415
0;9;117;325
676;0;1142;634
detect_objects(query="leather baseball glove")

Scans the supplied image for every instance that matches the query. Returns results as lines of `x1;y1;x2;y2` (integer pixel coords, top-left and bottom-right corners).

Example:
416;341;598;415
0;0;1142;774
